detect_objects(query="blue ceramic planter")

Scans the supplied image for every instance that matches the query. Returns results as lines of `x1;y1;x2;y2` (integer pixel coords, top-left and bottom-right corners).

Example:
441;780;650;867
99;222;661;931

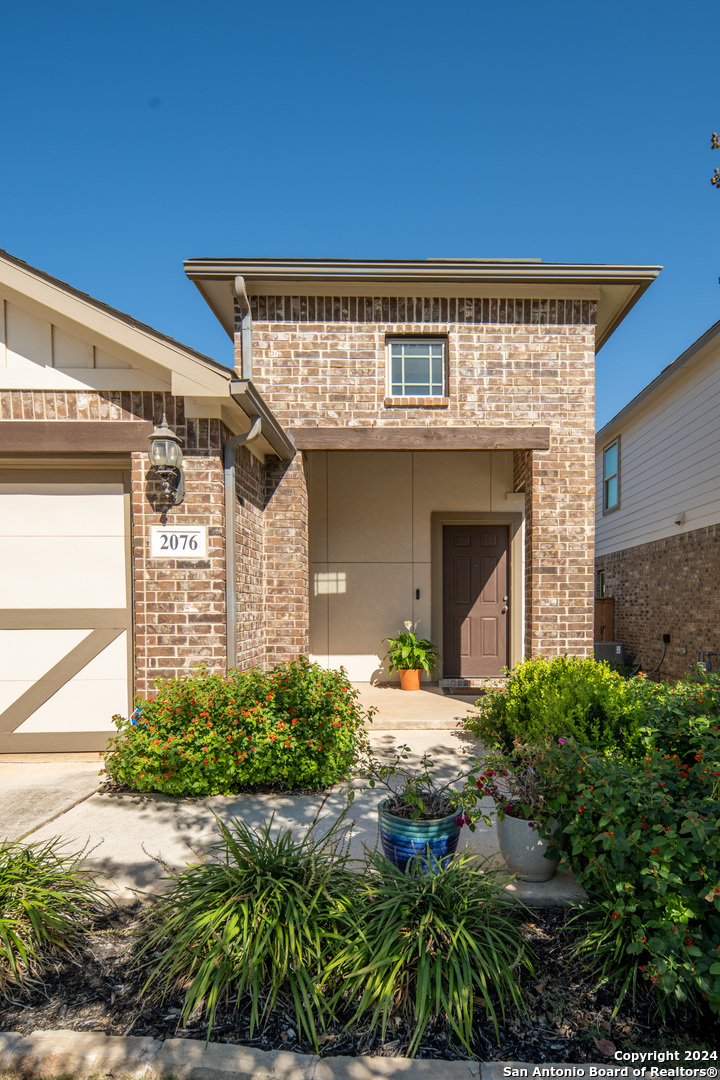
378;799;461;872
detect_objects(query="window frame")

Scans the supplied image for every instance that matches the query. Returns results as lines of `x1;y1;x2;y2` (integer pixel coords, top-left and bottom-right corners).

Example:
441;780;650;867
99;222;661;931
602;436;620;514
385;336;448;400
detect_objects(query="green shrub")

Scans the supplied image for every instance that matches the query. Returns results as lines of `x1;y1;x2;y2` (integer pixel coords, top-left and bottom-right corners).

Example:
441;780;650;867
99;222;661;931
105;657;372;796
542;672;720;1017
137;813;359;1047
466;655;650;752
0;838;108;998
326;850;533;1055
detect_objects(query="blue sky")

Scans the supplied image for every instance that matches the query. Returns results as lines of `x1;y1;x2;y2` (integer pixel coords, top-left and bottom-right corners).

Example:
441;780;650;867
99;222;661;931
1;0;718;428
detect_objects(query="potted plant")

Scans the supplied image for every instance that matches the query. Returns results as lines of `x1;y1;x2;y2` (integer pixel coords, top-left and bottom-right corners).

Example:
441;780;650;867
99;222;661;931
357;747;489;871
383;621;440;690
474;741;561;882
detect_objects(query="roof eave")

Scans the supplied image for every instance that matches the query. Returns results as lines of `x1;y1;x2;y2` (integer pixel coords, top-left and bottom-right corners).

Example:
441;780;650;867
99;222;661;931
184;258;661;351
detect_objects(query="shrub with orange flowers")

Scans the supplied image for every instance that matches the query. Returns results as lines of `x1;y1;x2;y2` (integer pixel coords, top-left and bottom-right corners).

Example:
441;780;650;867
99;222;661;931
104;657;373;796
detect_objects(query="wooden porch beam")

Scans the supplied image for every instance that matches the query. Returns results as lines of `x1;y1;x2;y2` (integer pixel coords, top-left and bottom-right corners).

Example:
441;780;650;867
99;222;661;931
289;426;551;451
0;421;152;453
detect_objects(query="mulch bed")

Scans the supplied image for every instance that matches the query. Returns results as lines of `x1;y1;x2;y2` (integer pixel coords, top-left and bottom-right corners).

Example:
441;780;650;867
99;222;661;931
1;902;717;1062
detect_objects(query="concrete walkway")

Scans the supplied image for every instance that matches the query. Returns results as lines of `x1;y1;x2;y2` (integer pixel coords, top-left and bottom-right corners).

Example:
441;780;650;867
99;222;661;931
353;682;482;728
0;686;583;906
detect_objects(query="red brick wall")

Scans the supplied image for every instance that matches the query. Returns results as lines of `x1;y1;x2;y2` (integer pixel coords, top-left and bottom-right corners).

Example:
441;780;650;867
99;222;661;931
234;444;266;669
238;295;596;661
596;524;720;679
263;454;309;664
131;397;228;695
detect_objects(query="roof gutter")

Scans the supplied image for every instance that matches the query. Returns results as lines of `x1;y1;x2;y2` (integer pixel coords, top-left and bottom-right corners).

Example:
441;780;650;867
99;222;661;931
186;258;662;287
230;380;296;460
224;417;262;671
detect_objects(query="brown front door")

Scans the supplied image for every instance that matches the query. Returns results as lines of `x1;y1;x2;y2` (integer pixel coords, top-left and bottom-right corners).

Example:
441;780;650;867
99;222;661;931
442;524;509;678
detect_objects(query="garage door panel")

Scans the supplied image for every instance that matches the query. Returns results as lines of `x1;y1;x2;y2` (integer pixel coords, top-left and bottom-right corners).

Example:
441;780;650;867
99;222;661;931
0;682;34;712
0;537;127;607
14;678;127;733
69;632;128;680
0;629;89;681
0;632;128;715
0;474;130;750
0;489;125;535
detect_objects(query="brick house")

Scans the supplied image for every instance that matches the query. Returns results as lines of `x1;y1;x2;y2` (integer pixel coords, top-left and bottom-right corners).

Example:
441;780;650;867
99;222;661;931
0;250;292;753
185;257;659;685
595;318;720;679
0;252;658;752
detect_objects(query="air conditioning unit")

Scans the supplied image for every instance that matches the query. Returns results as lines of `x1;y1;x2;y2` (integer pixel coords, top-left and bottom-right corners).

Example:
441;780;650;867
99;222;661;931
594;642;625;665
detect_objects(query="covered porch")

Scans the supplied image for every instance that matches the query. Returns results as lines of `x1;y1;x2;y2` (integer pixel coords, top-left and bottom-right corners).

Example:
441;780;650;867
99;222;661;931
303;439;537;685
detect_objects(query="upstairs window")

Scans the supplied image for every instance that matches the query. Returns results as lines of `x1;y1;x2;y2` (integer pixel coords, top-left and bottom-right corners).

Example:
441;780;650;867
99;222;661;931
603;438;620;512
387;338;446;397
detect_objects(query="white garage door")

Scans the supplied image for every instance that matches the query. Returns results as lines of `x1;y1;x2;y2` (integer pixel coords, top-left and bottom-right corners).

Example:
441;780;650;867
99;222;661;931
0;471;130;752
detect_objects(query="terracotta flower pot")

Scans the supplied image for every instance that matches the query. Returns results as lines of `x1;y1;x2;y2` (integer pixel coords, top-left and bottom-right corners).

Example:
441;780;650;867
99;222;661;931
399;668;422;691
497;812;560;882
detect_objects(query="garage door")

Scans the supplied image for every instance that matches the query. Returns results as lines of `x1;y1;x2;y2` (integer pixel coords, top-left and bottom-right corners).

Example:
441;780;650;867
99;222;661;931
0;471;130;752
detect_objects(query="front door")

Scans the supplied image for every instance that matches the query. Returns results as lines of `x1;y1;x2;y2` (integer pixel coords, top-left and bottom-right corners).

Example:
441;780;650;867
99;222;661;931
442;524;509;678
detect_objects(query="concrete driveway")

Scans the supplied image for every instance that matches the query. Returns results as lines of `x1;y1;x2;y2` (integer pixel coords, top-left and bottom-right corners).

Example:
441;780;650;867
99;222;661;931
0;757;101;842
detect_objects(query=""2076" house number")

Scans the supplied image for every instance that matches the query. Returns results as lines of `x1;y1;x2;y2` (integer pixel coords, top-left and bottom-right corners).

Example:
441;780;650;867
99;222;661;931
150;525;207;559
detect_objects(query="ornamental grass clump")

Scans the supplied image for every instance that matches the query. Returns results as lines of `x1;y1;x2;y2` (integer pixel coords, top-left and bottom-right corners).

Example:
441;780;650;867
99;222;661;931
326;850;533;1056
136;813;360;1047
0;838;108;999
105;657;372;796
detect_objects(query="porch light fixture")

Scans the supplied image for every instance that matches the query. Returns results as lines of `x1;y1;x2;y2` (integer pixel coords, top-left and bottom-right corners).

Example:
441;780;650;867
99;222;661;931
148;414;185;504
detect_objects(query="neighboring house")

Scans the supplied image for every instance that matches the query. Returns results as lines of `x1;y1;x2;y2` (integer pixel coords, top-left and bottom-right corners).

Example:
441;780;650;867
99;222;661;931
595;319;720;679
185;256;659;685
0;251;659;753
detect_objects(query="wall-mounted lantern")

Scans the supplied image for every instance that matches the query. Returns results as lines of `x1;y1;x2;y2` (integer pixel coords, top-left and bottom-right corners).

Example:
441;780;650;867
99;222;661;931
148;414;185;505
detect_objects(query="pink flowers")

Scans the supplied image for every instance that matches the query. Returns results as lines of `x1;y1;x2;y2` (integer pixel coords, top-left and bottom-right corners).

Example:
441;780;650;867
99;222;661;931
454;811;472;827
558;737;568;745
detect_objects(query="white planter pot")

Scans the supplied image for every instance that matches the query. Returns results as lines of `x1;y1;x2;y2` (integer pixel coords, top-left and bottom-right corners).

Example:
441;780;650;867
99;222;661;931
497;813;559;882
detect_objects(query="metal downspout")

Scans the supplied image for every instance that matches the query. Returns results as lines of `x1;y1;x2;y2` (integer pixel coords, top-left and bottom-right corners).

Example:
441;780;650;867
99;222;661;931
224;417;262;671
234;275;253;379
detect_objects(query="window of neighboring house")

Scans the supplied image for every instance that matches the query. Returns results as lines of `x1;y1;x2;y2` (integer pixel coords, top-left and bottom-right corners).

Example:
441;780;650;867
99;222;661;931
603;439;620;512
598;570;606;598
387;338;446;398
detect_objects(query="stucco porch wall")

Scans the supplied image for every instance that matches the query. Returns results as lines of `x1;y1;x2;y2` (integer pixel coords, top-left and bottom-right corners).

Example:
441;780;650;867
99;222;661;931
306;449;524;681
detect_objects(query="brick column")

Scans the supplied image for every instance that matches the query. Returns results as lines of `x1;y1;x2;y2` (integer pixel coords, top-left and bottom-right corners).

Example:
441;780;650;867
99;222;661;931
263;453;309;665
234;445;266;669
523;436;594;659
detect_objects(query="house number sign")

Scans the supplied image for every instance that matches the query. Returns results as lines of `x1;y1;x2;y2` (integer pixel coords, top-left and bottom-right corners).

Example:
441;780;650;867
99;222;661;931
150;525;207;558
